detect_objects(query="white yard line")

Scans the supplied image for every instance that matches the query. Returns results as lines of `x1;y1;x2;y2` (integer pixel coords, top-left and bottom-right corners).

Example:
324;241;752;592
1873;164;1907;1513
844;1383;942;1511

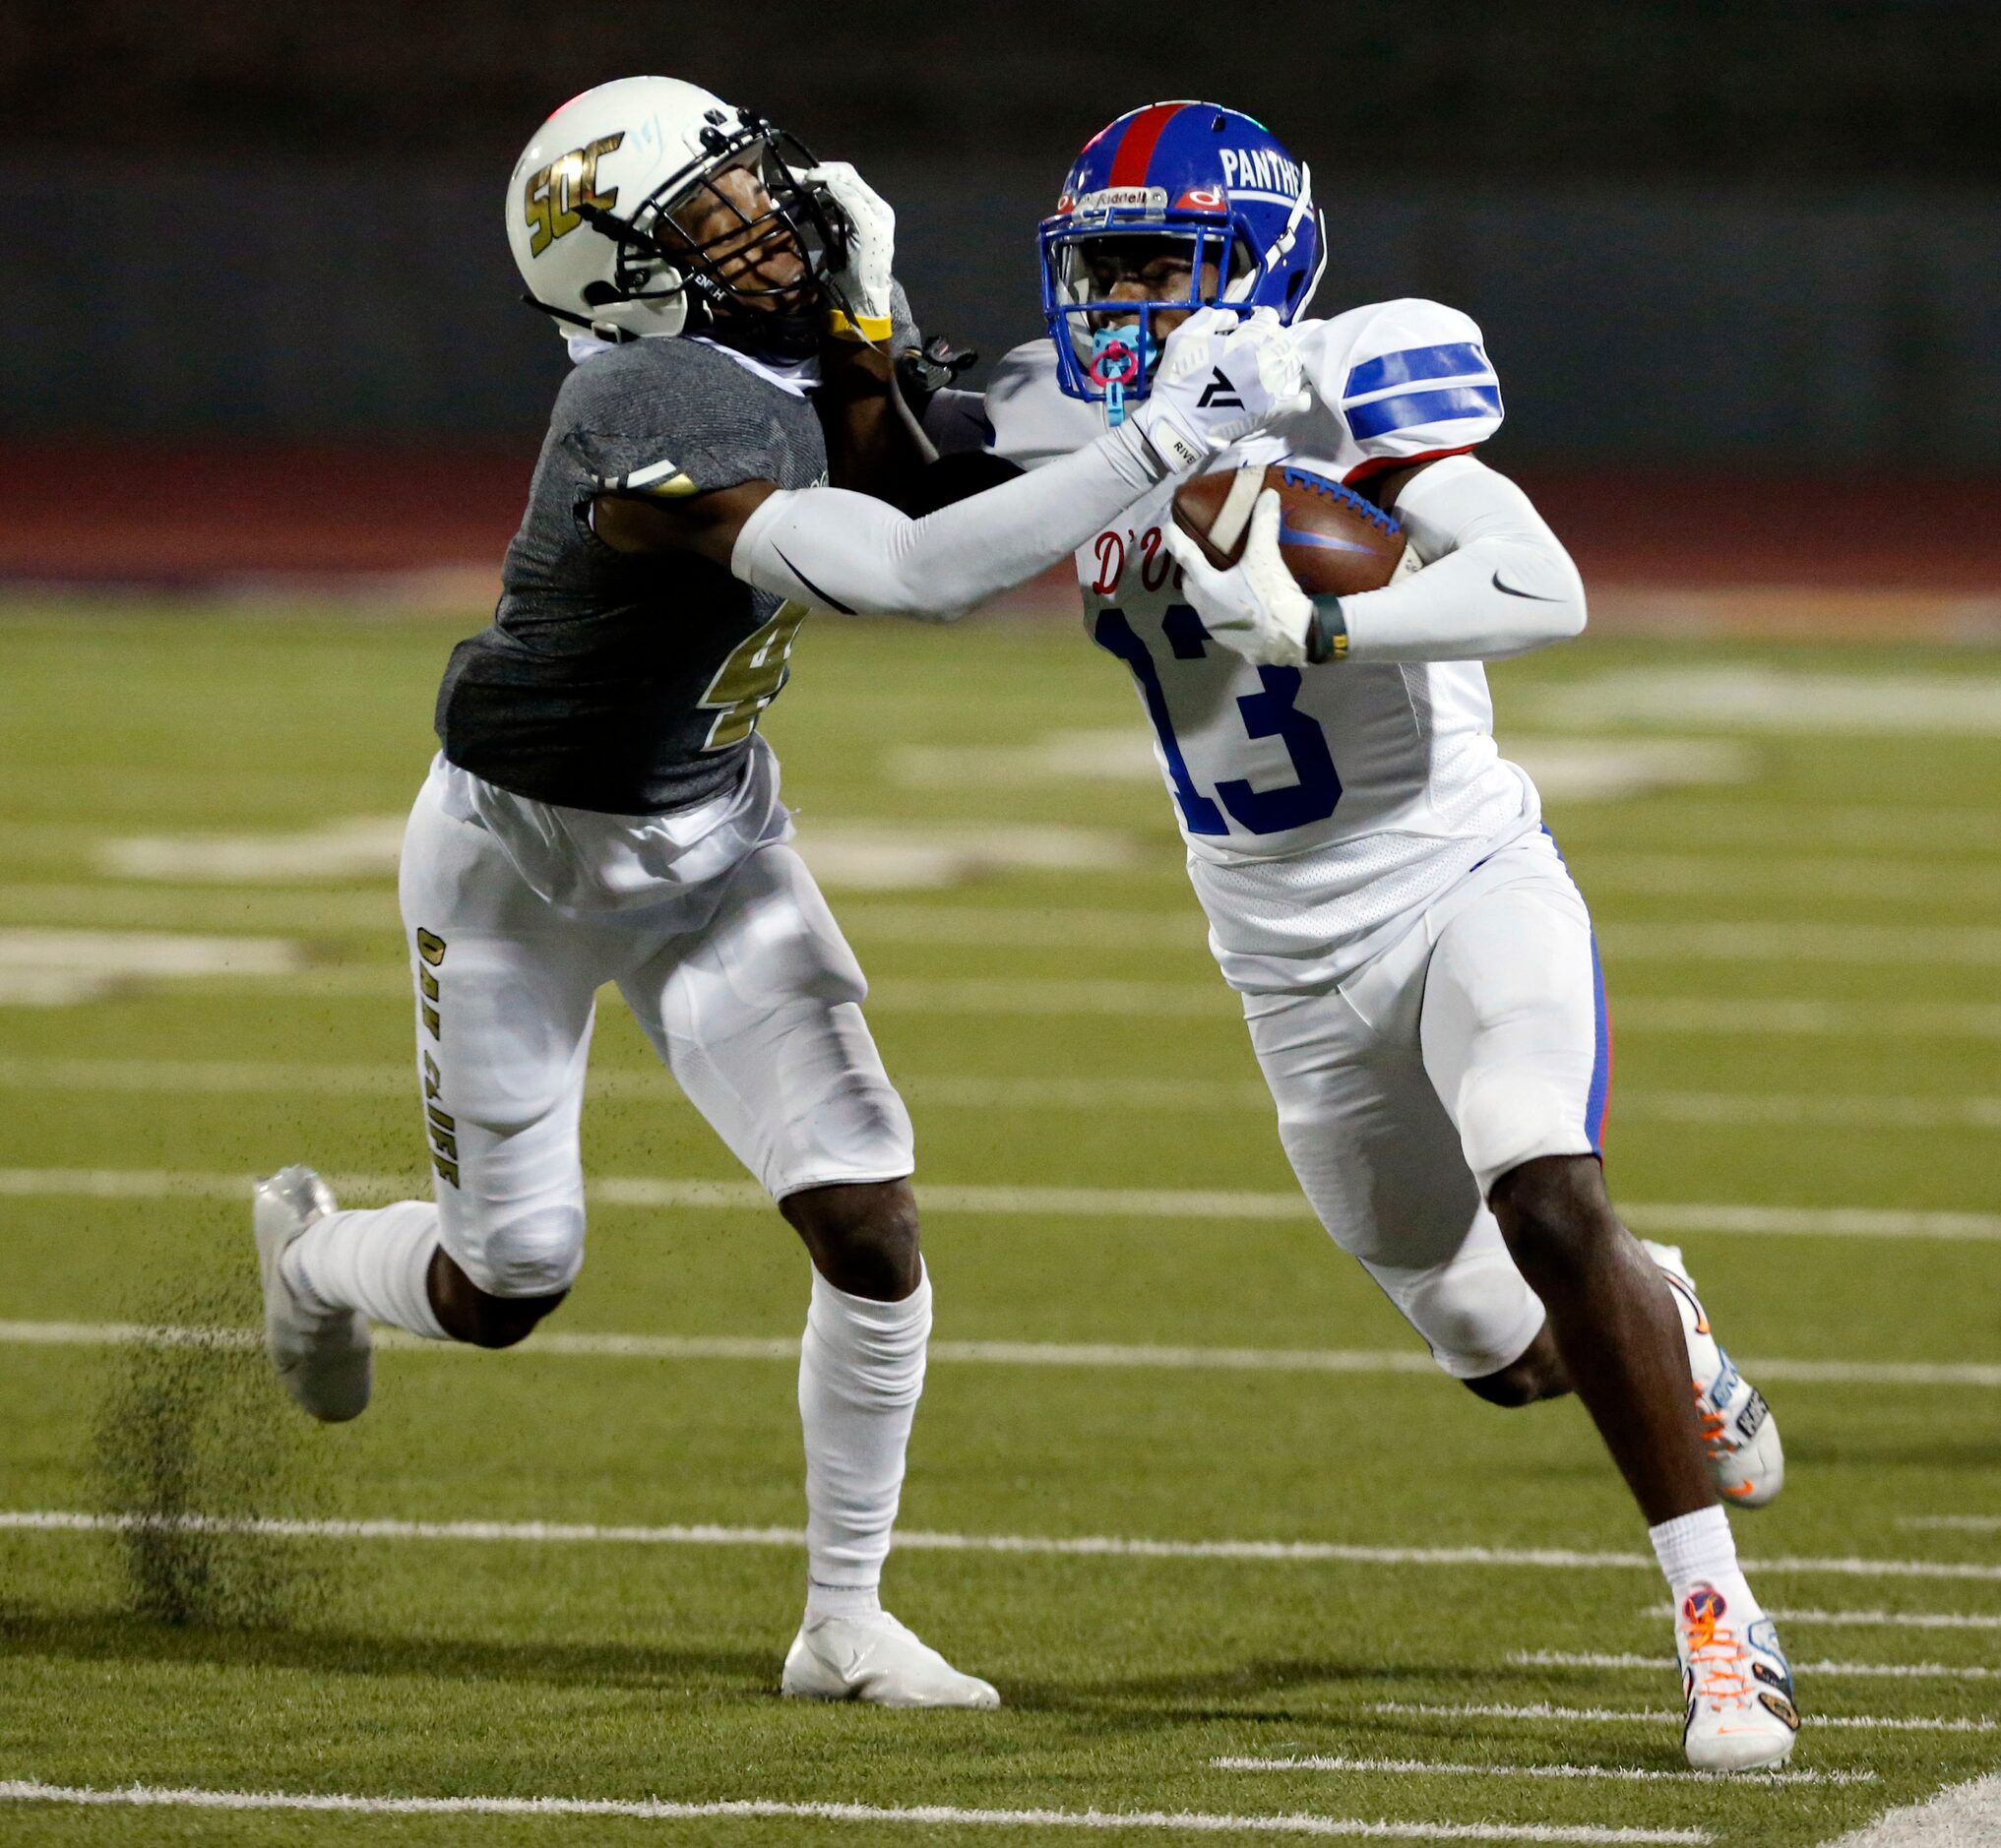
0;1780;1710;1843
1900;1516;2001;1532
0;1056;1276;1114
7;1167;2001;1242
1371;1703;1996;1734
1580;854;2001;905
1611;999;2001;1040
1614;1093;2001;1132
1572;804;2001;853
7;885;2001;966
8;1509;2001;1580
1513;1650;1996;1682
1601;923;2001;966
85;962;2001;1037
1820;1773;2001;1848
7;1318;2000;1391
1210;1756;1871;1787
1639;1608;2001;1632
9;1056;2001;1135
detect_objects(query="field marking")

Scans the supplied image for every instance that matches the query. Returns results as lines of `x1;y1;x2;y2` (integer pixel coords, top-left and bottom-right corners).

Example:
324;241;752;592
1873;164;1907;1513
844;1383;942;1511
1600;922;2001;967
1372;1702;1997;1734
0;927;304;1005
9;888;2001;968
1900;1516;2001;1533
1616;1092;2001;1132
1641;1607;2001;1632
1560;804;2001;854
1211;1756;1872;1787
88;960;2001;1039
7;1319;2000;1391
9;1056;2001;1134
94;819;1151;894
0;1055;1279;1115
1611;999;2001;1041
1581;854;2001;906
1519;666;2001;736
1514;1650;1997;1683
0;1780;1709;1843
8;1166;2001;1243
9;1509;2001;1582
1823;1772;2001;1848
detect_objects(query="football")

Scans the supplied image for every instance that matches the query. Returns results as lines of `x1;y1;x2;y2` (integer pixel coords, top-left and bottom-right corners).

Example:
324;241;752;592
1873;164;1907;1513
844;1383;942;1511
1171;462;1408;598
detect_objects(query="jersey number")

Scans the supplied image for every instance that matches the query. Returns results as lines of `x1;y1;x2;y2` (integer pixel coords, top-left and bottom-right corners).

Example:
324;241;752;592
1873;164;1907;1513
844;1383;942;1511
700;602;809;750
1094;605;1342;836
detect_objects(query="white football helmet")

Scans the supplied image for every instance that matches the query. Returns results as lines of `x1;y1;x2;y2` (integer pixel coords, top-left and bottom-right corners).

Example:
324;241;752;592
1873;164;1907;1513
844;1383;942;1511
506;75;844;354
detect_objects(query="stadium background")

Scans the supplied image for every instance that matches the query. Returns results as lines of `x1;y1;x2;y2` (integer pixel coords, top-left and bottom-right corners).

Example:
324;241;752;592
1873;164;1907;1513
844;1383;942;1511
3;7;2000;1846
3;0;2000;600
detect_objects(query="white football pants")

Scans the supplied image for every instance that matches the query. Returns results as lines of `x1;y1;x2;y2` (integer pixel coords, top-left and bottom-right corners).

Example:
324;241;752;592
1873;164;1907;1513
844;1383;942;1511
1244;830;1609;1379
398;754;914;1298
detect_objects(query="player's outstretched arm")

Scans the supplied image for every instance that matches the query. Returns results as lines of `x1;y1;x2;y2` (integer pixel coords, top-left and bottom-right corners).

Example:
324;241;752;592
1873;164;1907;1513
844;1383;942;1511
1166;456;1585;667
594;309;1306;621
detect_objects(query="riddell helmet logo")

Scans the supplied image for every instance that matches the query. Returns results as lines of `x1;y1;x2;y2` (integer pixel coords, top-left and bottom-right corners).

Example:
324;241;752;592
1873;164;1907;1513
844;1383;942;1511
1076;186;1169;216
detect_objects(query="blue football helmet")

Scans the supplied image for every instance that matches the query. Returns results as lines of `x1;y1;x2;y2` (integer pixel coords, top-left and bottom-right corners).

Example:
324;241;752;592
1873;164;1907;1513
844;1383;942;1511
1039;101;1325;417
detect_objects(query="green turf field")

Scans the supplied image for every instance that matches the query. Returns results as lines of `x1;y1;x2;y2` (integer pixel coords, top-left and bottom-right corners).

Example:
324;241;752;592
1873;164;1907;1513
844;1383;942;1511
1;604;1997;1847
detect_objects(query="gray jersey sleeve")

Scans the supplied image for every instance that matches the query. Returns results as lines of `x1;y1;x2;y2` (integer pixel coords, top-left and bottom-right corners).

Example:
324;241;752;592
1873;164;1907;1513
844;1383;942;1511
557;338;806;501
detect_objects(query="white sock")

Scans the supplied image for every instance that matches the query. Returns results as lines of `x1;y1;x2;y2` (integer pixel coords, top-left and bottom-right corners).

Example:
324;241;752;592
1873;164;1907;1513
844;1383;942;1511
1650;1505;1747;1605
282;1201;448;1339
798;1262;931;1621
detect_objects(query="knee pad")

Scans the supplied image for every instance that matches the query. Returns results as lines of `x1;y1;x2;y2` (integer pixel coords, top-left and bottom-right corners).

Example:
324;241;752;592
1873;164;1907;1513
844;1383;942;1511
1375;1247;1547;1382
452;1201;586;1299
1457;1067;1593;1201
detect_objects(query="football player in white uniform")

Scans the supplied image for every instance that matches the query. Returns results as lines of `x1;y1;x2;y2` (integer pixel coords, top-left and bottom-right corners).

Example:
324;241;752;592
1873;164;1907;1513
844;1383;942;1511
251;78;1307;1710
914;101;1799;1770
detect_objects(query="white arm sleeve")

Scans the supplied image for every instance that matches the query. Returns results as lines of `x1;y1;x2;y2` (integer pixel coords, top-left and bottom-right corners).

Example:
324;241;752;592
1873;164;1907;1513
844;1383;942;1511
1331;455;1586;662
730;422;1162;621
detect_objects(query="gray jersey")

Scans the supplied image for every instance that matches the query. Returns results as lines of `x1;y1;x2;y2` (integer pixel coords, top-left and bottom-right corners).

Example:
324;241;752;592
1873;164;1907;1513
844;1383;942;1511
436;336;828;814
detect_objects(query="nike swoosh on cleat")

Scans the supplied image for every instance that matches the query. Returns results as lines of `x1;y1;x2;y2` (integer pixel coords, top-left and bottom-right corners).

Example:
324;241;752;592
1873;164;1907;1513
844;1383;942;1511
1721;1480;1757;1499
1491;570;1564;601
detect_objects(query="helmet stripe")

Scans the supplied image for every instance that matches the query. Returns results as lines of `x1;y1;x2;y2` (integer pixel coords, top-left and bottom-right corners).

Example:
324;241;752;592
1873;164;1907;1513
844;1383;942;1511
1106;102;1186;189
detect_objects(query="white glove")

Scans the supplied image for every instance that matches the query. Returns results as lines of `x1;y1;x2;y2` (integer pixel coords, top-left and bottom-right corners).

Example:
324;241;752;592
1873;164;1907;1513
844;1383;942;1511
1162;488;1337;668
804;160;894;343
1130;307;1309;473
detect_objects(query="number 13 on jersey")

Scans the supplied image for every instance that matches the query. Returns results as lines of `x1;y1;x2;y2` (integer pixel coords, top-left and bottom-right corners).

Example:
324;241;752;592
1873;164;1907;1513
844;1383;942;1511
1094;605;1342;837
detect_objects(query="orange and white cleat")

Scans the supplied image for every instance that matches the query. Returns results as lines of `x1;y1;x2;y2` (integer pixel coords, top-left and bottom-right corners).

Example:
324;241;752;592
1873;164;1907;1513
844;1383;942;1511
1677;1580;1800;1771
1646;1241;1783;1509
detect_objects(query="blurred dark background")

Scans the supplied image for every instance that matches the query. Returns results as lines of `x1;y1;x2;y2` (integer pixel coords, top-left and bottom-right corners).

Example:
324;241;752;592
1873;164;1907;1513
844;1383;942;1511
3;0;1998;591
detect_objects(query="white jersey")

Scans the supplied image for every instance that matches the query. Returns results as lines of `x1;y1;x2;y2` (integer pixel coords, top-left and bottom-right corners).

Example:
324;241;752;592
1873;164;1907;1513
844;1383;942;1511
982;298;1545;992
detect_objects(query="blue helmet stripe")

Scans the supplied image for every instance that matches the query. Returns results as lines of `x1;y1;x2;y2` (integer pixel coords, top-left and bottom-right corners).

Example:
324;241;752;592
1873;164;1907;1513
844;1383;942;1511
1344;384;1503;439
1344;342;1492;400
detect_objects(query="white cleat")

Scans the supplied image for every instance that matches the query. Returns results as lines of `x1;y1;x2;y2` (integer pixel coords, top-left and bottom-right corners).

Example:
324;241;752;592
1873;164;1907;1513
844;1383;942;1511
1677;1580;1801;1772
253;1165;371;1423
1646;1240;1783;1509
782;1611;1000;1709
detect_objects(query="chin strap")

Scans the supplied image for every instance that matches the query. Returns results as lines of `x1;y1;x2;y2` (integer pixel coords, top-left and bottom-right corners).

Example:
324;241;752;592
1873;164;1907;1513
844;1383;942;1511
520;294;638;342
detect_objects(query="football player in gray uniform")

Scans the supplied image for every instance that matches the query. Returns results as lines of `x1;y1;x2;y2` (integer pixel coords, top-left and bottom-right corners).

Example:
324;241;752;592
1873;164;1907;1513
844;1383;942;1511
252;75;1306;1707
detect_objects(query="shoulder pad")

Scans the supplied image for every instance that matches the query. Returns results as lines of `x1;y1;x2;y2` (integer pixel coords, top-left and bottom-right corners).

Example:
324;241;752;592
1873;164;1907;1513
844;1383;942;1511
559;339;782;499
984;339;1100;470
1315;299;1504;461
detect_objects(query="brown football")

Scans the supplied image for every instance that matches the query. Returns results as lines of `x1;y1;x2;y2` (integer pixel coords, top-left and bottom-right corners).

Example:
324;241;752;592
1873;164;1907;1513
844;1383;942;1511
1171;462;1407;597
